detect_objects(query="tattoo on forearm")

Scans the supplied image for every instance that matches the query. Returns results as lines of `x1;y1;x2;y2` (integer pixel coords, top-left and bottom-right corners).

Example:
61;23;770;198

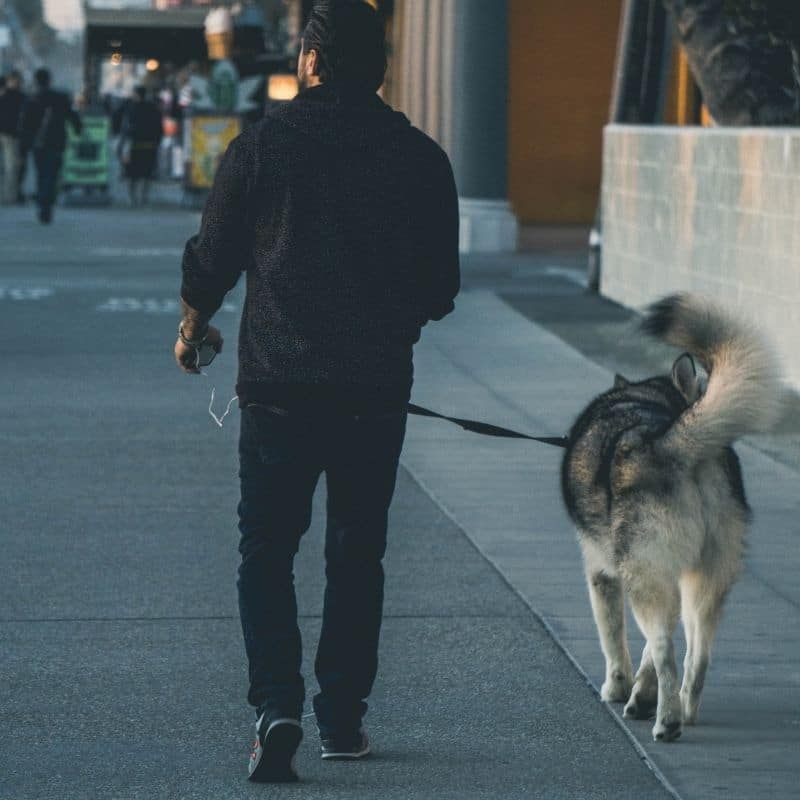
180;299;212;338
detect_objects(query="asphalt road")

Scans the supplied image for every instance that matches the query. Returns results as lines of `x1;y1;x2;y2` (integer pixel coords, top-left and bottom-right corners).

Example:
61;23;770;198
0;206;673;799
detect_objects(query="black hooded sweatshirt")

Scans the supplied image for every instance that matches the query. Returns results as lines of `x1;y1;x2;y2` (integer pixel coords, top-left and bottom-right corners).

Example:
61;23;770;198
180;83;460;411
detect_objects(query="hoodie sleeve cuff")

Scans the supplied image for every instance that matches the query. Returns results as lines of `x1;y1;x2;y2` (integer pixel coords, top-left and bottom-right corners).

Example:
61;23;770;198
179;285;224;317
428;299;455;322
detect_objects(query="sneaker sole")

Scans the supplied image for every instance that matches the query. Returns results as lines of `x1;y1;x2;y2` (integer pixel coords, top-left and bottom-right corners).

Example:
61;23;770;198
321;744;371;760
249;720;303;783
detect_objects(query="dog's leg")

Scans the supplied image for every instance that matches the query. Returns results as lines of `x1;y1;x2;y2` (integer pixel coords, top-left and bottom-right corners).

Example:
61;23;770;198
681;608;698;723
629;584;682;742
585;568;633;702
680;571;725;725
680;572;701;725
623;643;658;720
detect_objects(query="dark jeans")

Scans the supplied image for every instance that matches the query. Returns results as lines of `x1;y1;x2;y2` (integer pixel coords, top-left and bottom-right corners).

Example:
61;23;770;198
237;403;407;737
32;149;62;212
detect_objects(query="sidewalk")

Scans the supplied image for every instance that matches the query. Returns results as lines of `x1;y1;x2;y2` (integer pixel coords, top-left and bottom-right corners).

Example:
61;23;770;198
0;207;796;798
0;207;669;800
406;252;800;800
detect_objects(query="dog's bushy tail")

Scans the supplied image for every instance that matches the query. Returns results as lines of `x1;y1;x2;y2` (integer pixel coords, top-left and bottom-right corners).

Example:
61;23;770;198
642;293;782;464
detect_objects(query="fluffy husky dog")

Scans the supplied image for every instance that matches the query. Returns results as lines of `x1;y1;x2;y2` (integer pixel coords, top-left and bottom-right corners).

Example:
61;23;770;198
561;294;782;742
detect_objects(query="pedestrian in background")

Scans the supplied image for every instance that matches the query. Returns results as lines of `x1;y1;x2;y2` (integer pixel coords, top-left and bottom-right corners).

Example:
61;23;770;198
0;70;26;205
174;0;460;784
119;86;163;207
18;68;82;224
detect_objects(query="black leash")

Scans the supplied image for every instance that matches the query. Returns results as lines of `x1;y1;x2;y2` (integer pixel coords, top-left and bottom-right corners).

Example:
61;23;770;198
408;404;569;449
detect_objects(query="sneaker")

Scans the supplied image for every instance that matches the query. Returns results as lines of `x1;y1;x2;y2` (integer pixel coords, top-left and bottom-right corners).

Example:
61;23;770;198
320;728;371;760
248;715;303;783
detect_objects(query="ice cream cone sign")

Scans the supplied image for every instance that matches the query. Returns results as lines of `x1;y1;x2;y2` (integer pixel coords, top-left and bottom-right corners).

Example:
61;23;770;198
205;7;234;61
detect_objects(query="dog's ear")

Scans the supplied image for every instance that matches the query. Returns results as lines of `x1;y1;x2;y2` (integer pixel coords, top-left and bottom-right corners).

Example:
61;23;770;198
614;374;630;389
672;353;701;403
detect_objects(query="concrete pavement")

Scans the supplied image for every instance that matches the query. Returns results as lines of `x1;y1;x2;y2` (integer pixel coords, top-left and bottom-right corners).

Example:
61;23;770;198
1;204;797;799
410;253;800;800
0;206;671;800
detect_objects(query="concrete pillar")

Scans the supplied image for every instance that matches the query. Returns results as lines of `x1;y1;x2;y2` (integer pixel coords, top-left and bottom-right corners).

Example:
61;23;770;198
389;0;517;252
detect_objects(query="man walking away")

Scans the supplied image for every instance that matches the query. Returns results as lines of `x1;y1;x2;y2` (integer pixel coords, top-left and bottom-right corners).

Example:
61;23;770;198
19;68;82;224
0;71;25;204
173;0;460;783
119;86;163;207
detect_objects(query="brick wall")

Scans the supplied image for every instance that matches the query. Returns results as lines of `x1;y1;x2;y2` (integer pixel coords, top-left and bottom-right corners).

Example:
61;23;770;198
601;124;800;389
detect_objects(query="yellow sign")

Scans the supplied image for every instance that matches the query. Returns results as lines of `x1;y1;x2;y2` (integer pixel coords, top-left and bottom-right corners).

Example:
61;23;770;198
187;116;241;189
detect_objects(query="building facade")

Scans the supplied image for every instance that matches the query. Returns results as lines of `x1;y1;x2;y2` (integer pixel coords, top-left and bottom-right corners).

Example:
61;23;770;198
387;0;516;252
384;0;624;251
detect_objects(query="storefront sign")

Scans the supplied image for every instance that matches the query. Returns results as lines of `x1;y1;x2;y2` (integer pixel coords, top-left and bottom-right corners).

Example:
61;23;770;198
185;115;241;189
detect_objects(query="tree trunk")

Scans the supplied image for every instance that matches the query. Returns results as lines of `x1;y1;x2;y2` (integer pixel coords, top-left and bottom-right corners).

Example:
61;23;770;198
664;0;799;124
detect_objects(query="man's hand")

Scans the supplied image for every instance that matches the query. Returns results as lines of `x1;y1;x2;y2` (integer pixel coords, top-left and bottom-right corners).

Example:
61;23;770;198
174;324;223;374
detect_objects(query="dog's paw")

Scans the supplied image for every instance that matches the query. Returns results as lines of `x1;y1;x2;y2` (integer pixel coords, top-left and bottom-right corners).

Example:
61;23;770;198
652;716;682;742
623;685;657;719
601;671;633;703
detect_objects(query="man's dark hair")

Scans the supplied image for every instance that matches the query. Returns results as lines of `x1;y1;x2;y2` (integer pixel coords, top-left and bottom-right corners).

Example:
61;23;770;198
134;85;147;101
34;68;51;89
302;0;387;92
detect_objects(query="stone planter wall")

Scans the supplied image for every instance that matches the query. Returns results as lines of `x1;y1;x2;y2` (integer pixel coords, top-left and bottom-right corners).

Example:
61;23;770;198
601;124;800;388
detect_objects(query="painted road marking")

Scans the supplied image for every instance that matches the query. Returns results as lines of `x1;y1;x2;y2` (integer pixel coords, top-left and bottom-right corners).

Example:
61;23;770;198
96;298;238;313
91;247;185;258
0;287;55;300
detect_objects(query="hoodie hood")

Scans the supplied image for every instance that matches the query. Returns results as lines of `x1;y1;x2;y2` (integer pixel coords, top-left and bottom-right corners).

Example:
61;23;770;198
267;83;411;151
